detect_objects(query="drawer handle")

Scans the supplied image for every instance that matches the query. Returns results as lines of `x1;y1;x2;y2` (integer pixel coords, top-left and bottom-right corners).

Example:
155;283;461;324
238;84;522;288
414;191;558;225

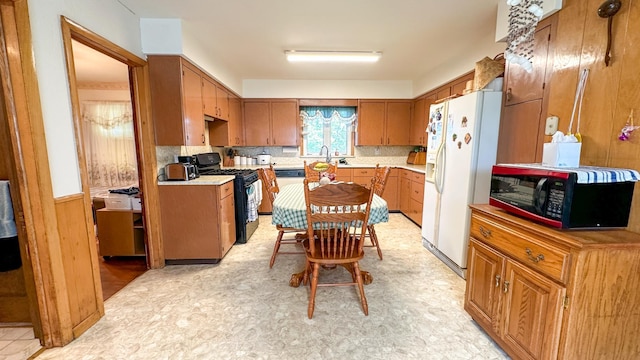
495;275;501;288
525;248;545;263
503;280;510;294
479;226;492;238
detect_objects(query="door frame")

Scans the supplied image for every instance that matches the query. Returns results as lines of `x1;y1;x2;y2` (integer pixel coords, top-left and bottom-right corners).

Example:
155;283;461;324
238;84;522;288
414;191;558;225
60;17;164;270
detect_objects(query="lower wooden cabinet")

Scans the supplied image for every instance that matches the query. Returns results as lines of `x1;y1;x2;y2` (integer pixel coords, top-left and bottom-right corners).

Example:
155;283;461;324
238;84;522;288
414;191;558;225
399;169;424;225
159;182;236;261
466;205;640;360
96;209;145;257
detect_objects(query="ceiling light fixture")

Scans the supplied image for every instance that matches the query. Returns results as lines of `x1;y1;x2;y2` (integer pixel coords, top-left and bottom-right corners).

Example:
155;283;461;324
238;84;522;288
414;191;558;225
285;50;382;63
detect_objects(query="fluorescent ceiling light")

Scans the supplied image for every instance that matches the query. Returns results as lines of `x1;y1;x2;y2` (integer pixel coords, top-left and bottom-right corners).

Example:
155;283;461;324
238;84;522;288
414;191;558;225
285;50;381;63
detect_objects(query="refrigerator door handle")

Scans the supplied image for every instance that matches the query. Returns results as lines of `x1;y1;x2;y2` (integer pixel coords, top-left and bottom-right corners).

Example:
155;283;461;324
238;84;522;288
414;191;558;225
434;142;445;194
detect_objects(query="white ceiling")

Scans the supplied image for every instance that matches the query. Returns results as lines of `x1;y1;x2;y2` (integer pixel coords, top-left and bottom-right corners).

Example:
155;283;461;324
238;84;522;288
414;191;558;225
76;0;501;84
72;40;129;83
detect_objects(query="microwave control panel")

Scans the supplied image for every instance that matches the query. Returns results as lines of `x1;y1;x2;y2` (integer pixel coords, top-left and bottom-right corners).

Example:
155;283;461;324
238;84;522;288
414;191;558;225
544;181;566;219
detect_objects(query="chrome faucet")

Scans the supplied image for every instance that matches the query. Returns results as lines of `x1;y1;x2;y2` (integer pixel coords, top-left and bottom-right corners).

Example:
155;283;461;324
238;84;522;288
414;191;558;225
319;145;332;163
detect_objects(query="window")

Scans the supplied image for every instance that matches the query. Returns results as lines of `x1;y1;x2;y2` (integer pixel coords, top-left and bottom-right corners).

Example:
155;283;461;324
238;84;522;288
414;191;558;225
301;107;356;157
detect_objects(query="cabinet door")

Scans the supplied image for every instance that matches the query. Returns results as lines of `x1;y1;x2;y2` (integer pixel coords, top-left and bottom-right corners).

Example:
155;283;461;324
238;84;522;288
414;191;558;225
496;99;543;164
399;173;411;215
216;84;230;121
182;66;205;145
504;25;550;106
335;168;352;182
410;98;426;146
358;101;385;145
202;77;217;117
229;96;243;145
219;193;236;257
502;260;564;360
382;170;399;211
97;210;135;256
386;101;411;145
243;101;271;146
270;100;298;146
436;87;451;101
465;239;505;335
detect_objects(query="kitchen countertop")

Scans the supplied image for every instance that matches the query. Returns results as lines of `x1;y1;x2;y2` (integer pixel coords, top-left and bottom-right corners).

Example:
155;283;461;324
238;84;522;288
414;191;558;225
222;163;426;174
158;175;235;185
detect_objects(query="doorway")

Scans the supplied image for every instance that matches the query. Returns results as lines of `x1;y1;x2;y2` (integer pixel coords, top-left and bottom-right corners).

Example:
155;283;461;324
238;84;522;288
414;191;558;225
70;40;148;300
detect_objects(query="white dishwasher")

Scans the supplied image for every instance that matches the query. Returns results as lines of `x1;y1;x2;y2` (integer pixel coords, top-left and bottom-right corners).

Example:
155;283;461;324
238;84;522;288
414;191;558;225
274;168;306;187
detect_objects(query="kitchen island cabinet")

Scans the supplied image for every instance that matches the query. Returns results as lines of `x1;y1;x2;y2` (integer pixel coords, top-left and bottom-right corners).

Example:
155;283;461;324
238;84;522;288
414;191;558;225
243;99;299;146
159;180;236;262
465;204;640;360
357;100;411;145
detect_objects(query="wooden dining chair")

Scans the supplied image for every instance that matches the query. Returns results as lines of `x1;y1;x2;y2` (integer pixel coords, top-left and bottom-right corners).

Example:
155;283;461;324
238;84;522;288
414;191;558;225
303;160;338;183
365;164;390;260
258;165;305;268
302;178;375;318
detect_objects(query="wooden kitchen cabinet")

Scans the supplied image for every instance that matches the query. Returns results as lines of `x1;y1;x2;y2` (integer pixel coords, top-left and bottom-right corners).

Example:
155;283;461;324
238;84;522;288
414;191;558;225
244;99;299;146
497;18;553;164
357;100;411;145
159;181;236;261
148;56;206;146
382;168;399;211
209;94;243;146
96;209;145;257
398;169;424;225
202;78;229;121
466;205;640;360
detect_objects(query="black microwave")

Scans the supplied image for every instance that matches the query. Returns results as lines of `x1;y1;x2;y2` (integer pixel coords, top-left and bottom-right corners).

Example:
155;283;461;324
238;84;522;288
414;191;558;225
489;164;637;229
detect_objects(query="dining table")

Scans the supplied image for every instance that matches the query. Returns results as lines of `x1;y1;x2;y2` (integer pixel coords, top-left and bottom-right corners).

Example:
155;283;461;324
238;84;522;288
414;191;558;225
271;182;389;287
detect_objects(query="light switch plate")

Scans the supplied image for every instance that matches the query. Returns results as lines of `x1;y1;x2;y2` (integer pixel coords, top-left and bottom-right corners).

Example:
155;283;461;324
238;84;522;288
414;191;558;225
545;116;559;135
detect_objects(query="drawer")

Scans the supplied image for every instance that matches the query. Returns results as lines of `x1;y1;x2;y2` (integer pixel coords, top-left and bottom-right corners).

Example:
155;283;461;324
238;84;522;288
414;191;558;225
353;176;373;188
335;168;352;182
400;169;411;179
389;168;399;177
411;172;424;183
410;180;424;203
470;214;571;284
218;181;234;200
352;168;375;176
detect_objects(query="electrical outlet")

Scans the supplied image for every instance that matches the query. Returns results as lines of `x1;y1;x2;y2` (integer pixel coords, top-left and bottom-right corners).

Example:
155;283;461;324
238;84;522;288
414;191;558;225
545;116;559;135
374;146;380;155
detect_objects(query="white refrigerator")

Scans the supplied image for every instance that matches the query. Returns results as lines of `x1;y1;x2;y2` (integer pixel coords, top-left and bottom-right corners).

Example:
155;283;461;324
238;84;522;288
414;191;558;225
421;91;502;278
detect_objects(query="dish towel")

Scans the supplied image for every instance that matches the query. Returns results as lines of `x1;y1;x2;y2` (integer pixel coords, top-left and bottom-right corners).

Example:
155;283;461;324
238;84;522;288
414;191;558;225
246;182;259;222
0;180;17;239
255;179;263;207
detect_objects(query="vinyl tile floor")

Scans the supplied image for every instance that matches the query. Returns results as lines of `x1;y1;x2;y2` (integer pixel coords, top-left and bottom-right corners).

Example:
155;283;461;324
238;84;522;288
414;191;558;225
37;214;508;360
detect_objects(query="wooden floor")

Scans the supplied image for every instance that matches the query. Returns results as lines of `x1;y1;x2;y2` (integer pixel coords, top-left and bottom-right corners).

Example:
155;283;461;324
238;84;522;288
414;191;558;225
99;257;147;301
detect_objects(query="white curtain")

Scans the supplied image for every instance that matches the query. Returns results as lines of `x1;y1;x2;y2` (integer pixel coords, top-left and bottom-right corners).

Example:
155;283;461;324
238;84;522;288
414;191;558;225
81;101;138;187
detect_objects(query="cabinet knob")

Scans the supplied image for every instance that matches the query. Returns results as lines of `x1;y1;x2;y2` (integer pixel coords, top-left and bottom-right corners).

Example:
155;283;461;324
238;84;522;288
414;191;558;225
506;88;512;102
503;280;510;294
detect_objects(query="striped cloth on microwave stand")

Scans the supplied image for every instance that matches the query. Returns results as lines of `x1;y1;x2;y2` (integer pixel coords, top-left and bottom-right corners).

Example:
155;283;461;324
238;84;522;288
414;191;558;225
505;164;640;184
272;183;389;230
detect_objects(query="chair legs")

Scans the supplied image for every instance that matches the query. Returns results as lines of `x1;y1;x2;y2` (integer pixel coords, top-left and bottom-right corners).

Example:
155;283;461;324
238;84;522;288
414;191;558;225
308;262;320;319
306;261;369;319
270;230;305;268
367;225;383;260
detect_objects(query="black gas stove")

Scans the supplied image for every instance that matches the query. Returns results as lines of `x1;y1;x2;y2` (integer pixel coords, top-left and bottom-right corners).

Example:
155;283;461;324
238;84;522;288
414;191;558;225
192;153;259;244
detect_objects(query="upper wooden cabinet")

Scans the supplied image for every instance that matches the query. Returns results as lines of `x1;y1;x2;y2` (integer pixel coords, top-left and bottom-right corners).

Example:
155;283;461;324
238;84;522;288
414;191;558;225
209;94;243;146
357;100;411;146
504;25;551;106
498;18;554;164
149;56;206;146
243;99;299;146
203;78;230;121
410;94;437;146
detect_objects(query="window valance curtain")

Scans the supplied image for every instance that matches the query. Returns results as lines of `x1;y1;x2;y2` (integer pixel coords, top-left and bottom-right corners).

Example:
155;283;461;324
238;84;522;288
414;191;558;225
300;107;357;132
81;101;138;187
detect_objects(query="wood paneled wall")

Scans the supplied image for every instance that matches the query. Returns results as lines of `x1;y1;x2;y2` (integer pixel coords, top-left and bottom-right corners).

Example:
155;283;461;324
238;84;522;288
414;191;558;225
545;0;640;232
54;194;103;337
